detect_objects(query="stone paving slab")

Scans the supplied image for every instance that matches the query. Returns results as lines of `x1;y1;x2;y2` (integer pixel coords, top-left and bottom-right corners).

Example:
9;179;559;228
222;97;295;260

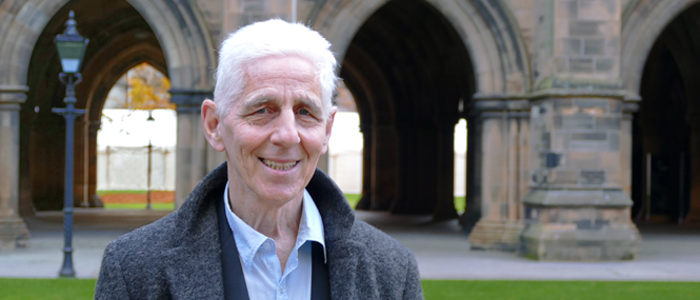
0;211;699;281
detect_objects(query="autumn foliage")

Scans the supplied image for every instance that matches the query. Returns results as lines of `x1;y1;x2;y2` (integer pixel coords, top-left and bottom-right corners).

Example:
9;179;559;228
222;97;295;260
127;63;174;110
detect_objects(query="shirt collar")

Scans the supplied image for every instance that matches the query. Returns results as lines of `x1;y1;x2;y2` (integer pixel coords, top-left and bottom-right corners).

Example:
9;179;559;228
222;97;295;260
300;189;327;262
223;182;327;266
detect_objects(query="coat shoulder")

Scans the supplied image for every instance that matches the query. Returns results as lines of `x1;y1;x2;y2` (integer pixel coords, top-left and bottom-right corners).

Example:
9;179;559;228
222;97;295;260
106;211;180;259
338;220;423;299
96;212;182;299
349;219;414;258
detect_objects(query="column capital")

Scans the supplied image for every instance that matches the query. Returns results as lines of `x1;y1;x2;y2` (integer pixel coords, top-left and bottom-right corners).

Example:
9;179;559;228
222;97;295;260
469;96;530;119
529;88;629;101
0;85;29;108
169;88;214;113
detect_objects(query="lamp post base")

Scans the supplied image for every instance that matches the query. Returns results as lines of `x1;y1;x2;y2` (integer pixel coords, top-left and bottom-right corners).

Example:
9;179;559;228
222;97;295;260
59;248;75;277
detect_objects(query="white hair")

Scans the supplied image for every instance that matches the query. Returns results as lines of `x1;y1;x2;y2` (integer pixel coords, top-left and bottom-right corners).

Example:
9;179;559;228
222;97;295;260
214;19;338;119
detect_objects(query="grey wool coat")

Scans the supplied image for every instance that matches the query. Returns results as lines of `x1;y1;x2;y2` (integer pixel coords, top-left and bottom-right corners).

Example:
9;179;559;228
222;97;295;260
95;163;424;300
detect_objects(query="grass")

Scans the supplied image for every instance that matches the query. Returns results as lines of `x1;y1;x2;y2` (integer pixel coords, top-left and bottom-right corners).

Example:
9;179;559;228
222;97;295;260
421;280;700;300
102;203;175;210
1;278;697;300
454;196;465;214
0;278;97;300
345;193;361;208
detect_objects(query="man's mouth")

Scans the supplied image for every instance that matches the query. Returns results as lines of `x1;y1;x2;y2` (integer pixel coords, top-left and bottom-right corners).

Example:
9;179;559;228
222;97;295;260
259;158;299;171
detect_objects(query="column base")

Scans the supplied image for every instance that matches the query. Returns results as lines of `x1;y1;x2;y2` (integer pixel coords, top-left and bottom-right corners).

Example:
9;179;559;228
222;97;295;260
469;219;523;251
520;222;640;260
0;215;30;250
683;208;700;226
90;195;104;208
520;188;642;260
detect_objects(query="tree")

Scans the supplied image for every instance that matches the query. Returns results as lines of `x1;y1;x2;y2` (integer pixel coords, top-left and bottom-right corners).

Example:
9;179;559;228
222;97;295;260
127;63;174;110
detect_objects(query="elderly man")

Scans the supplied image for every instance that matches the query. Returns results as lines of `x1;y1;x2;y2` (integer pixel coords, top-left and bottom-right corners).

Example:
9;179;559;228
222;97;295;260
95;20;423;299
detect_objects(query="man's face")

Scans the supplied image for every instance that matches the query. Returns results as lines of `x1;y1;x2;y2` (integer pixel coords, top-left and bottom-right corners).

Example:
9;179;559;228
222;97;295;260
207;55;335;207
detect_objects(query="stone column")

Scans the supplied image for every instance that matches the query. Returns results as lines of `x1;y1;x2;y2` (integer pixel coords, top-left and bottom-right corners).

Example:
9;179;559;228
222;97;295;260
355;124;372;210
393;121;457;218
522;92;641;260
0;85;30;249
468;99;529;251
432;121;459;221
685;112;700;225
371;124;398;211
519;0;641;260
88;121;103;207
170;89;213;208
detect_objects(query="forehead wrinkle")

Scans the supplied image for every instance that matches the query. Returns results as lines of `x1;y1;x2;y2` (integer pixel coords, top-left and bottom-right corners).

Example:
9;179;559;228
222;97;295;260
238;92;277;112
294;94;322;112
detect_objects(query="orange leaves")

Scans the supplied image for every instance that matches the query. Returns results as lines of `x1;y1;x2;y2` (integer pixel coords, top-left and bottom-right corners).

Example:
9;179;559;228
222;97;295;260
127;63;174;110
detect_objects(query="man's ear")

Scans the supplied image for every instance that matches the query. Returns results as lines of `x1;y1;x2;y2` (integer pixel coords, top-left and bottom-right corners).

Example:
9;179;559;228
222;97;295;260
202;99;226;152
321;107;337;155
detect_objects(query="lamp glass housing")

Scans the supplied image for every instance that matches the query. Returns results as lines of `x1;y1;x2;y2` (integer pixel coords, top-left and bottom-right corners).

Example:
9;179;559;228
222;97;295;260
55;38;87;74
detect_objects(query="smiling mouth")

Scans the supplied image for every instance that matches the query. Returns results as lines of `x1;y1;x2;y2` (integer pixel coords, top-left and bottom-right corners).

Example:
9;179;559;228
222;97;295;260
259;158;299;171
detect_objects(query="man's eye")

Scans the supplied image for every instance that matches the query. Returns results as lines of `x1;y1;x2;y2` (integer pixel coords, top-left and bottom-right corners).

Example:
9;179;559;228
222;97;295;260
255;108;267;114
298;108;310;115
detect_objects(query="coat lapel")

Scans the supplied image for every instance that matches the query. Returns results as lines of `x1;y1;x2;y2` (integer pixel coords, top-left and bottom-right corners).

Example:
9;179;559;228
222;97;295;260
163;228;225;300
163;164;229;299
306;168;364;300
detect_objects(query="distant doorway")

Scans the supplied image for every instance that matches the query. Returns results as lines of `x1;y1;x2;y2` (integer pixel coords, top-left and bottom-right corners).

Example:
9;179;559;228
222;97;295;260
339;0;475;219
97;63;176;211
19;0;167;213
632;3;700;224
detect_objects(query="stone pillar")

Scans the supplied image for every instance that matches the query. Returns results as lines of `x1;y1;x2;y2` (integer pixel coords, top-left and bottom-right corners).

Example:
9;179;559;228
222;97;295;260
371;124;398;211
519;0;641;260
522;93;641;260
0;85;30;249
74;118;87;207
468;99;529;251
393;121;457;218
685;113;700;225
170;89;213;208
461;114;483;230
620;101;638;197
432;121;459;221
355;124;372;210
88;121;103;207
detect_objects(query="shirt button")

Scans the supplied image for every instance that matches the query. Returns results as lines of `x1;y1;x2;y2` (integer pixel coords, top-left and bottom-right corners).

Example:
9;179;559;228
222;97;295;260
279;285;286;294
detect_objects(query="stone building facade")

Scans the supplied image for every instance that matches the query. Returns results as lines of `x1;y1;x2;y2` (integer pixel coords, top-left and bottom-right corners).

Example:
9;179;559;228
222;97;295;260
1;0;699;260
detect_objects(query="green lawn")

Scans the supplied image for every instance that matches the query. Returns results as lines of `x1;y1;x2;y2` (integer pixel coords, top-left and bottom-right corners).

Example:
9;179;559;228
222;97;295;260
96;190;149;196
345;193;361;208
1;278;698;300
454;196;465;214
102;203;175;210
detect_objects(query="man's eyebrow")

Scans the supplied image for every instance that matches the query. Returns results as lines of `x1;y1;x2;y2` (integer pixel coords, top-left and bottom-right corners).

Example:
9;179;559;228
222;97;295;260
240;95;274;111
296;95;323;113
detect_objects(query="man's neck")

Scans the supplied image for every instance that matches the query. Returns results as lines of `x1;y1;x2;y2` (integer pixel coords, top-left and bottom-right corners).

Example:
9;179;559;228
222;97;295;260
227;185;303;272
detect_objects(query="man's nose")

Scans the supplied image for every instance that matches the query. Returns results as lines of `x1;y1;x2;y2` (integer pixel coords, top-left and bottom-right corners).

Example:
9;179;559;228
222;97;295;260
270;109;300;147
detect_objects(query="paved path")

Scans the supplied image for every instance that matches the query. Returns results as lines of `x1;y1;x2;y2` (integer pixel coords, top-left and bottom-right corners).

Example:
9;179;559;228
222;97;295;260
1;210;699;281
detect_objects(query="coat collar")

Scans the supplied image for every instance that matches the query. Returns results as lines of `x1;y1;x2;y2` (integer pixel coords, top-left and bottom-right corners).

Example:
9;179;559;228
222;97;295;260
163;163;358;298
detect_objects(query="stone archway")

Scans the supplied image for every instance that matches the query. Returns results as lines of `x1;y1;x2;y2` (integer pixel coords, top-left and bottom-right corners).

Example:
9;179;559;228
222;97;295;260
0;0;216;217
627;1;700;224
310;0;531;227
19;0;171;212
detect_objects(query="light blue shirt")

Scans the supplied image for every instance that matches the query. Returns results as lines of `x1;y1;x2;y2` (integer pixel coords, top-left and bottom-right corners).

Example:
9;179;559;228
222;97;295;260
223;182;326;300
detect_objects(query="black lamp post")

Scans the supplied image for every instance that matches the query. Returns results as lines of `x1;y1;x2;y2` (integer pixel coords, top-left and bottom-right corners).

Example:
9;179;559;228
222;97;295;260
52;10;89;278
146;111;155;210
